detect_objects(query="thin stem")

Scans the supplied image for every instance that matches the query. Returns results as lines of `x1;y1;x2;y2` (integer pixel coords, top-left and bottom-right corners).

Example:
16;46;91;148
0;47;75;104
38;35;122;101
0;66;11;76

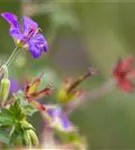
0;47;21;76
5;47;20;67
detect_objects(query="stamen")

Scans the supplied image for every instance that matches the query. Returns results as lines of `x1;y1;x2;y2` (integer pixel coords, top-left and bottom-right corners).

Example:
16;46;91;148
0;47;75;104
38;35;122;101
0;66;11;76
33;28;40;37
26;27;40;41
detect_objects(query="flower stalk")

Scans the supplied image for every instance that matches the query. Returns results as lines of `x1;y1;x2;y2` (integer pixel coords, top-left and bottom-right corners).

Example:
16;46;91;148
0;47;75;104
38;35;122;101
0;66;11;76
5;47;20;67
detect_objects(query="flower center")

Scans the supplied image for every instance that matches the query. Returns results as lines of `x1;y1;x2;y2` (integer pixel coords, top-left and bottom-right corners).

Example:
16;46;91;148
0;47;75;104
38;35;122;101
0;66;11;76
23;26;39;43
27;27;39;40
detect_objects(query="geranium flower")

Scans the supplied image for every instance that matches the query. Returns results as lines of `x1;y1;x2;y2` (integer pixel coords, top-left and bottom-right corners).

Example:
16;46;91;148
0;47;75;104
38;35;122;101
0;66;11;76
113;56;135;92
24;73;52;111
9;79;25;95
46;106;74;132
1;12;48;58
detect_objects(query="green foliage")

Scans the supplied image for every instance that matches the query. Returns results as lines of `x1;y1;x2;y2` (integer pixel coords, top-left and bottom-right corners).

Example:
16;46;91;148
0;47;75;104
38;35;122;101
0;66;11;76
0;91;38;147
0;129;9;144
15;91;37;116
0;101;25;126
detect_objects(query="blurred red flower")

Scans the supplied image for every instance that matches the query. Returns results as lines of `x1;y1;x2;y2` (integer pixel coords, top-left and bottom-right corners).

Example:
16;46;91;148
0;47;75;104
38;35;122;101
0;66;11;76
113;56;135;92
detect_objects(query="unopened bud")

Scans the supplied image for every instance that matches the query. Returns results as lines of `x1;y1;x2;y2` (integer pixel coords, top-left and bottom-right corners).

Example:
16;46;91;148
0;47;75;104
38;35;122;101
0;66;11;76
0;65;10;106
23;130;32;147
28;129;39;146
0;78;10;106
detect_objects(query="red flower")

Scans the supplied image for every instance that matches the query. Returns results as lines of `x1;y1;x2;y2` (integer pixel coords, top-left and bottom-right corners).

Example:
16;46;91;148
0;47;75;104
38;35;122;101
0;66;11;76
113;56;135;92
25;73;52;111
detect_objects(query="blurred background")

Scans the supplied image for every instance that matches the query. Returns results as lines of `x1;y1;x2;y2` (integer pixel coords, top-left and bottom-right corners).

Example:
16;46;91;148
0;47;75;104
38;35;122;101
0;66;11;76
1;0;135;149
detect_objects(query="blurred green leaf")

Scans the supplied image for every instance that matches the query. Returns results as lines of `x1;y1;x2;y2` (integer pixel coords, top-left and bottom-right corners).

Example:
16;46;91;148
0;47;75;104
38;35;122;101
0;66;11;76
0;109;14;126
0;129;9;144
15;91;37;116
0;100;25;127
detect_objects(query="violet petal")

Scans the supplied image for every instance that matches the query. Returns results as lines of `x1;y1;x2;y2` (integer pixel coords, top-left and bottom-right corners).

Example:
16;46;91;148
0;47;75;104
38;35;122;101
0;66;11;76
61;114;71;130
1;12;19;28
47;107;72;130
9;27;22;40
22;16;38;35
32;34;48;52
10;79;20;94
28;40;42;58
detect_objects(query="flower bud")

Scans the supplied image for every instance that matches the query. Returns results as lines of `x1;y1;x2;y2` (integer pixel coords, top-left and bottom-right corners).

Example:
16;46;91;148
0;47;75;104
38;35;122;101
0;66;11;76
23;130;32;147
28;129;39;146
0;78;10;106
0;65;10;106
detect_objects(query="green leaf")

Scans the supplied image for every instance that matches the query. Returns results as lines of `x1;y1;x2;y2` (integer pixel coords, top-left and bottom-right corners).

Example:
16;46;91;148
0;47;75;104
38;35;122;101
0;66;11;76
0;92;37;146
9;101;25;121
0;101;25;127
9;129;24;146
15;91;37;116
0;128;9;144
22;105;37;116
0;109;13;126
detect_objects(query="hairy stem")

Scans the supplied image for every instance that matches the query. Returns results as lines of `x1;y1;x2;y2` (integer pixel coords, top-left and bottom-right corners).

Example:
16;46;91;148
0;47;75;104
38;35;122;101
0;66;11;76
0;47;21;77
5;47;21;67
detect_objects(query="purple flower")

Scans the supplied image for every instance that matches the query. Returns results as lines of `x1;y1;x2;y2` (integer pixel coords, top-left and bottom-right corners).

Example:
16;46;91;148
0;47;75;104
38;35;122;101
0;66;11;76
47;107;74;132
9;79;23;95
1;12;48;58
